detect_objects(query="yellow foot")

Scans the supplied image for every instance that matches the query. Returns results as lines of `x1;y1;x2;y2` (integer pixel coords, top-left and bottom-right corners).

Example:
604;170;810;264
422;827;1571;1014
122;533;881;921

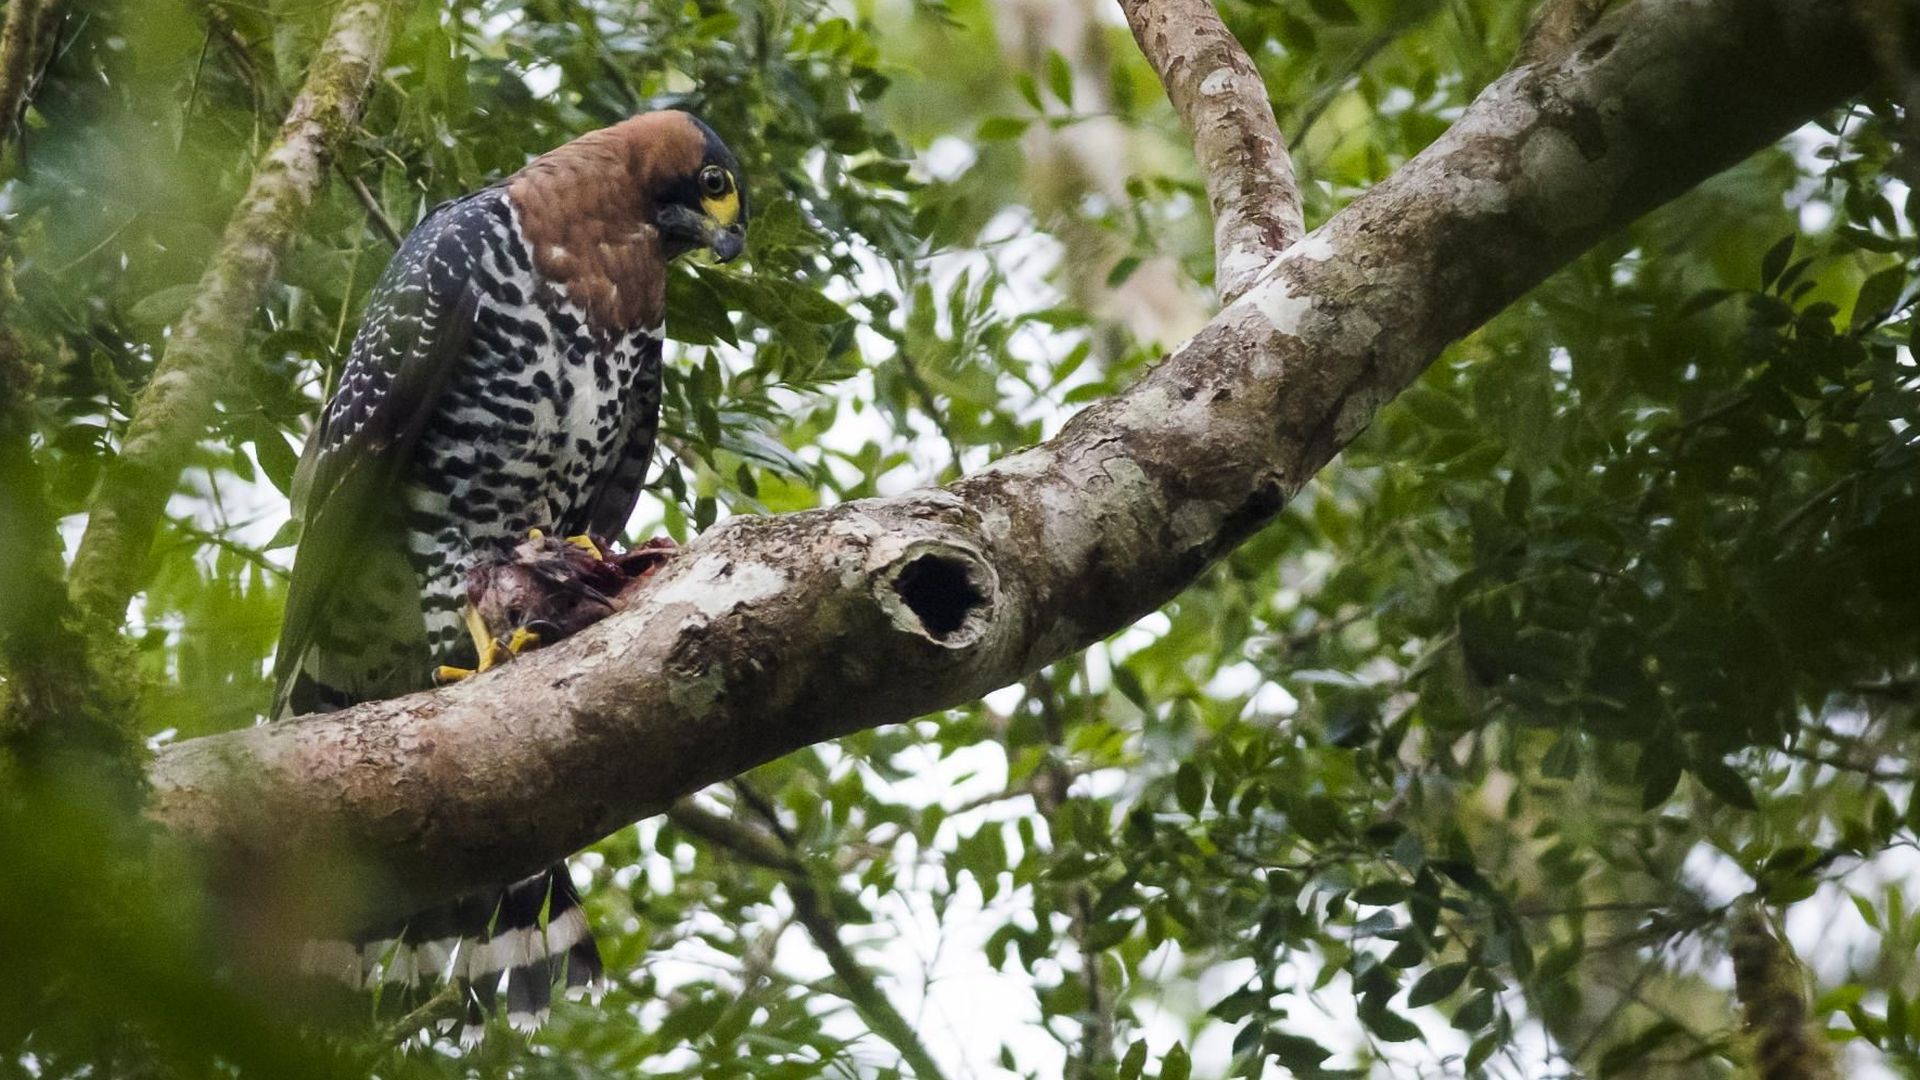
505;625;542;656
465;605;501;671
527;526;601;559
435;664;478;684
480;637;524;673
471;625;543;675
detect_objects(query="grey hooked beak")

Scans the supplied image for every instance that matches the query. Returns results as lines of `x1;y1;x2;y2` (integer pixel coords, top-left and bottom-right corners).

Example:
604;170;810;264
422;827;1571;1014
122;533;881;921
710;224;745;263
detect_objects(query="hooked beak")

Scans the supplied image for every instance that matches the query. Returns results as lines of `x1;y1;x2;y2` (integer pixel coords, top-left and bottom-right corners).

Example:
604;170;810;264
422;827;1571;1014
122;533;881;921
658;205;746;263
709;223;745;263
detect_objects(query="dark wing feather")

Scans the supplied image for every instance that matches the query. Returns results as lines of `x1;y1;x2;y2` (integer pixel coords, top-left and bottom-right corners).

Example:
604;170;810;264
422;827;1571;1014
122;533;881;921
270;195;490;718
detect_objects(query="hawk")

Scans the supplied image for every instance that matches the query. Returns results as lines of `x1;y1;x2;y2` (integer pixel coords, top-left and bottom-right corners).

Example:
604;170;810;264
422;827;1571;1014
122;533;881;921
270;110;748;1036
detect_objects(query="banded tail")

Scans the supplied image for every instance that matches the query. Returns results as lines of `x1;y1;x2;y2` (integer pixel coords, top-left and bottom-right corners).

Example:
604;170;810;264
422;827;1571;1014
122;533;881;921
300;863;605;1041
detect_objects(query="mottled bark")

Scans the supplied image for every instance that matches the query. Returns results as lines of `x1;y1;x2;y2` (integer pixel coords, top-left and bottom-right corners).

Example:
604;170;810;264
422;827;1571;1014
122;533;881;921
1119;0;1301;303
1518;0;1621;66
1730;899;1839;1080
65;0;400;624
0;0;41;135
148;0;1877;924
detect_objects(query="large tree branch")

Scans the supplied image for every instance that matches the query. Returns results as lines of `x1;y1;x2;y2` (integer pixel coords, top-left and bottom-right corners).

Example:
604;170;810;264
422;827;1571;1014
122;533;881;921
148;0;1878;926
1119;0;1301;303
65;0;400;624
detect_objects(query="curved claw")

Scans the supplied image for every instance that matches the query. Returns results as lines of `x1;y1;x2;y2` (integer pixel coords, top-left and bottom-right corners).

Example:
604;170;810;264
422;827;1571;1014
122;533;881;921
504;625;543;657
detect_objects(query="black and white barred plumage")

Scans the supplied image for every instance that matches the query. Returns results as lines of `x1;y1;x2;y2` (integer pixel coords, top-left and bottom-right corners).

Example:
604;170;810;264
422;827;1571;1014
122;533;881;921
269;111;748;1037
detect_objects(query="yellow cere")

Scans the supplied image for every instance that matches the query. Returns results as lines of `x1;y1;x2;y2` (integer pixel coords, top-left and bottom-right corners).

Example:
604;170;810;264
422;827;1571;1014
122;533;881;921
702;177;742;227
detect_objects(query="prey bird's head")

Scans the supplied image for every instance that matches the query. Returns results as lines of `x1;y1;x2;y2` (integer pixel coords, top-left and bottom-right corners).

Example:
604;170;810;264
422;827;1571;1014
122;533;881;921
644;112;749;264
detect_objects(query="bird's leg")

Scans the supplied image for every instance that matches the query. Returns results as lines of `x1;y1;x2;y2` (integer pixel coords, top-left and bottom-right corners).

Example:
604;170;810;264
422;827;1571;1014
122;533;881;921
528;525;601;560
433;605;510;684
471;605;516;672
503;624;543;657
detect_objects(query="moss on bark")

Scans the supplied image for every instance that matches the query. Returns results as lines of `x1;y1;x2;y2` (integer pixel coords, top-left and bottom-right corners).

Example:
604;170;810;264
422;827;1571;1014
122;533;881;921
65;0;405;626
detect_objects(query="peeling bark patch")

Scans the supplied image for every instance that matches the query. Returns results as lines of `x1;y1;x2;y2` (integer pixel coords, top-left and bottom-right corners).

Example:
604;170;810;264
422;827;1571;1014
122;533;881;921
647;555;787;619
1244;272;1313;336
1289;234;1337;263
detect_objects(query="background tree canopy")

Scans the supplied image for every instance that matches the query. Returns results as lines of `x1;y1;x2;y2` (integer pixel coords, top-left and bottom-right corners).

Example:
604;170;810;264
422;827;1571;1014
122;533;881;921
2;0;1917;1078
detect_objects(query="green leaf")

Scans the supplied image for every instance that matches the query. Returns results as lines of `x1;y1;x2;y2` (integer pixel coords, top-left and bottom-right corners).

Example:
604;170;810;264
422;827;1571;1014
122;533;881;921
1265;1033;1333;1071
1760;233;1795;290
129;283;201;329
1407;962;1469;1008
1851;265;1906;331
1692;758;1758;810
1541;732;1580;779
262;518;301;551
1466;1033;1498;1070
1677;287;1734;318
1046;49;1074;107
1352;880;1407;906
249;425;300;498
1401;386;1471;429
977;115;1031;142
1598;1020;1682;1077
1015;71;1042;112
1175;762;1206;816
1360;1003;1422;1042
1452;990;1496;1031
1308;0;1361;24
1159;1042;1192;1080
1118;1040;1148;1080
1639;750;1683;810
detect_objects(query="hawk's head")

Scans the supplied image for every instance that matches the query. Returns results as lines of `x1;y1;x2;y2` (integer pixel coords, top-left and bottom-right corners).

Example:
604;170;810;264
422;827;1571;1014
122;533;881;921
509;110;752;331
645;112;749;264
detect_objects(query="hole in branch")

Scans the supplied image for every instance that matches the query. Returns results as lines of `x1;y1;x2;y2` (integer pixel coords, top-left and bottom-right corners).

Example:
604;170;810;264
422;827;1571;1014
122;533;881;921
892;553;986;641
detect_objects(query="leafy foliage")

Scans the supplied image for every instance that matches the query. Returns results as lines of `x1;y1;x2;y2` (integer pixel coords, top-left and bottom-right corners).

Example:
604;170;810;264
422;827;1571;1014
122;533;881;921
4;0;1919;1078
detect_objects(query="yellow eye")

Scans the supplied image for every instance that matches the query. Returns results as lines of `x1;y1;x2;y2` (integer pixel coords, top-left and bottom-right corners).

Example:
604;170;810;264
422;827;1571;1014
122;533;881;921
700;165;730;197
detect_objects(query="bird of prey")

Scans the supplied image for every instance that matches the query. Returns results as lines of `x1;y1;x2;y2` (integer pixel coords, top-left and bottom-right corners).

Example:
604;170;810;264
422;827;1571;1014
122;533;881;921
269;110;748;1037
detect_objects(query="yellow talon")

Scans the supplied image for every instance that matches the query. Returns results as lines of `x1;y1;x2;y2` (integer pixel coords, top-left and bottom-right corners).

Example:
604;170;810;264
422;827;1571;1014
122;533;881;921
476;638;512;673
563;533;602;559
436;664;477;683
505;625;543;656
464;606;497;667
527;527;546;540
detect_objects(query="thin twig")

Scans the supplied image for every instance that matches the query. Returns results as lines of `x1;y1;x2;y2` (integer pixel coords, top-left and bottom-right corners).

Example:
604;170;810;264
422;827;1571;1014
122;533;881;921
343;168;404;248
1026;670;1116;1075
675;794;953;1080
